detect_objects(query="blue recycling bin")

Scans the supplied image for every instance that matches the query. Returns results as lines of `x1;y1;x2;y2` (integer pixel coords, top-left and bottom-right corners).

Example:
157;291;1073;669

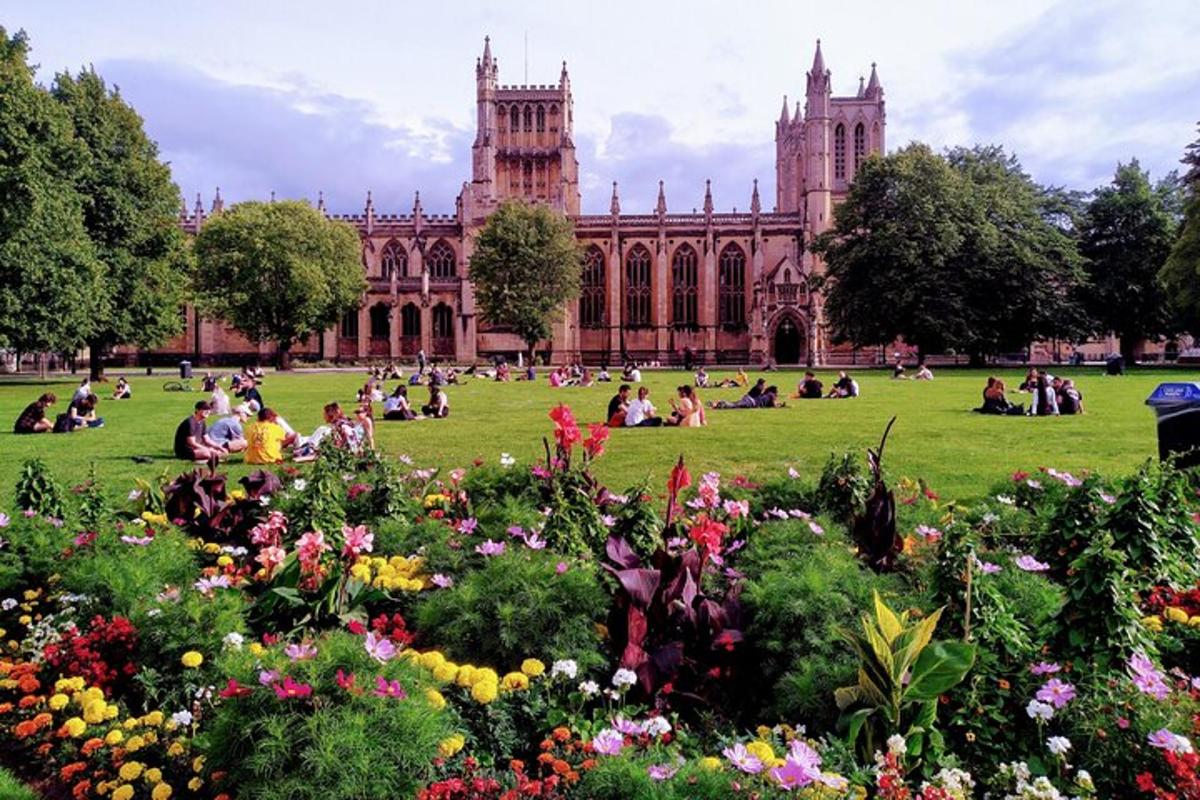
1146;383;1200;468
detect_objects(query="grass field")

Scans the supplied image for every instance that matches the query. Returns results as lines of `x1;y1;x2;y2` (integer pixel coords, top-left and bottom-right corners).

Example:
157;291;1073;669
0;366;1194;507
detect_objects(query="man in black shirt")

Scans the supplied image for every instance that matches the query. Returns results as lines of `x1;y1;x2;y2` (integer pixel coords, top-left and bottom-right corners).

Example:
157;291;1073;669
607;384;631;425
174;401;220;462
800;372;824;399
238;378;264;410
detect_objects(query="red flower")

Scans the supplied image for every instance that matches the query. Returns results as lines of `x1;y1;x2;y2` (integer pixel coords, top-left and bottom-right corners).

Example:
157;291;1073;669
347;620;367;635
218;679;253;698
688;514;728;558
548;404;582;451
667;459;692;497
1012;470;1029;482
582;423;609;459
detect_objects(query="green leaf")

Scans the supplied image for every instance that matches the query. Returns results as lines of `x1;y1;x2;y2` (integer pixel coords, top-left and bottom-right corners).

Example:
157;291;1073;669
904;640;977;701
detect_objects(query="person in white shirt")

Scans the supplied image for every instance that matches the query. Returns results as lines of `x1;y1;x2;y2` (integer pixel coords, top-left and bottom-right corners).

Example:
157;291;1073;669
383;386;414;420
72;378;91;406
623;386;662;427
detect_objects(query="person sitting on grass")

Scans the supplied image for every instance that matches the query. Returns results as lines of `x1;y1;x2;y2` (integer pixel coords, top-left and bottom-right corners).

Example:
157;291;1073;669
495;362;511;381
236;376;263;409
56;394;103;432
208;405;251;453
244;408;295;465
383;386;415;420
422;384;450;418
71;377;91;407
549;366;565;388
914;361;934;380
977;377;1023;415
694;366;710;388
607;384;631;427
354;401;376;450
758;385;783;408
1018;367;1039;392
174;401;222;463
826;371;859;398
892;358;906;379
715;368;747;388
596;366;612;382
1057;379;1085;415
665;385;705;427
13;393;57;435
112;377;132;400
623;386;662;427
1028;371;1060;416
710;381;781;409
796;372;823;399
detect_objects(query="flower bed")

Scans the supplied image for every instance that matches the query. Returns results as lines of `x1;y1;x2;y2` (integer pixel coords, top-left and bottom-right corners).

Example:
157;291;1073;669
1;408;1200;798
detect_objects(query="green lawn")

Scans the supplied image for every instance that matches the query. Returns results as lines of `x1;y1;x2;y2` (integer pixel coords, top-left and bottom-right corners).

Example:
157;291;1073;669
0;366;1194;507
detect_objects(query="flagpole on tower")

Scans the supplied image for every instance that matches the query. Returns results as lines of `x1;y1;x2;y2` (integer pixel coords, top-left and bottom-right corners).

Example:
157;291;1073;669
524;30;528;84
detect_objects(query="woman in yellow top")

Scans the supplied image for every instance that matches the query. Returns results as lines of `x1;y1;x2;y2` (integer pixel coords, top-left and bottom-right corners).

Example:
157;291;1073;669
244;408;293;464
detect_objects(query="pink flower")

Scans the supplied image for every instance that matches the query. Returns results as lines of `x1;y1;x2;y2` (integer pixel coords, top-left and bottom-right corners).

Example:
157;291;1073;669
340;524;374;558
365;632;396;662
296;531;330;563
285;641;318;662
0;513;9;528
647;764;677;781
272;676;313;699
722;743;763;774
1015;554;1050;572
555;561;568;574
1030;661;1061;676
1036;678;1076;709
591;729;624;756
250;511;288;546
915;525;942;541
22;509;37;518
787;467;801;479
506;525;525;538
256;546;286;575
431;574;454;588
611;716;645;736
524;532;547;550
347;482;372;500
456;518;478;535
1148;728;1194;754
121;535;154;546
259;669;280;685
373;675;407;699
808;521;825;536
194;575;231;595
475;539;505;557
723;499;750;519
1128;652;1170;700
449;468;466;484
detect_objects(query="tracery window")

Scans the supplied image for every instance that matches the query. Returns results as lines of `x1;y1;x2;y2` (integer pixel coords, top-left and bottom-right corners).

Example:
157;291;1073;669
536;105;545;132
510;105;519;132
400;304;420;337
671;244;698;328
523;105;532;132
718;244;746;328
834;123;846;181
580;246;606;328
340;308;359;339
432;303;454;339
624;244;652;327
853;123;866;175
381;241;406;279
426;240;456;279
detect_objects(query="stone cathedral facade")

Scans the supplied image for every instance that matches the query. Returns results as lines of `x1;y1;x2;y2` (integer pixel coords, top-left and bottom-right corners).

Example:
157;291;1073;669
162;38;886;366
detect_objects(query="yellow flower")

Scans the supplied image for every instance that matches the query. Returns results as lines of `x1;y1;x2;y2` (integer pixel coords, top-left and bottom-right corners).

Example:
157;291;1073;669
17;615;30;626
55;677;85;693
141;711;164;727
63;717;87;737
144;767;162;784
180;651;204;668
119;762;144;781
439;733;466;758
349;563;373;583
746;740;775;764
83;699;109;724
755;725;773;739
112;785;134;800
699;756;723;771
192;756;206;773
123;717;141;730
126;735;145;752
167;742;185;757
520;659;545;678
105;729;124;746
105;704;119;720
472;668;499;687
433;662;459;683
216;555;233;567
152;783;173;800
188;777;203;792
1189;616;1200;628
49;693;69;711
1166;607;1190;624
419;651;446;671
471;680;498;704
455;666;476;688
425;688;447;710
248;642;265;657
1142;615;1165;631
501;672;530;691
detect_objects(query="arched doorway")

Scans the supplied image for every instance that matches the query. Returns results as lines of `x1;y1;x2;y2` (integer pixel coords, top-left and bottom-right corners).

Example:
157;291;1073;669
771;315;805;365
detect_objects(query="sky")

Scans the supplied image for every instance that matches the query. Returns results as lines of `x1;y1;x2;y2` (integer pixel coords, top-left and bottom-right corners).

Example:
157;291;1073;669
6;0;1199;215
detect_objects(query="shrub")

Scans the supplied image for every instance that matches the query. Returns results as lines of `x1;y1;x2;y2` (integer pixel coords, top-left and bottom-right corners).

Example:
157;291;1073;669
204;631;454;800
606;481;663;561
0;512;74;592
461;463;538;508
813;450;870;522
60;527;198;618
414;549;606;672
0;768;36;800
14;458;66;519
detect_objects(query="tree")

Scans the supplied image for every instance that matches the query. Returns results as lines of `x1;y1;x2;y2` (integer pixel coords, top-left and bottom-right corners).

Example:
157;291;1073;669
1160;124;1200;333
52;68;191;379
0;28;100;369
192;200;365;368
811;143;1085;361
1080;160;1177;362
469;201;583;361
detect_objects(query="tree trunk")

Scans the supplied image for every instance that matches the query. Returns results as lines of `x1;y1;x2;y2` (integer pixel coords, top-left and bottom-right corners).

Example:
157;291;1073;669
968;352;986;368
277;341;292;370
526;339;538;367
89;342;106;381
1120;337;1138;366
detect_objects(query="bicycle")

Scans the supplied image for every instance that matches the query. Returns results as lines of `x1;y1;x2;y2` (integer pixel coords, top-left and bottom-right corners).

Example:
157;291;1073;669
162;380;194;392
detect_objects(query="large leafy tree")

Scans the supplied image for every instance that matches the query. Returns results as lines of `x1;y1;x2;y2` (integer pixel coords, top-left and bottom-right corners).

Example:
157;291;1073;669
52;68;191;379
469;201;583;360
1160;124;1200;333
0;28;100;369
1080;160;1177;361
812;143;1084;361
192;200;365;368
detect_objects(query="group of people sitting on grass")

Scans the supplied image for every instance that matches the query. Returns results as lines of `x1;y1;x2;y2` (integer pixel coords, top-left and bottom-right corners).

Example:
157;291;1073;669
892;359;934;381
13;378;107;435
605;384;705;427
695;367;751;389
978;370;1084;416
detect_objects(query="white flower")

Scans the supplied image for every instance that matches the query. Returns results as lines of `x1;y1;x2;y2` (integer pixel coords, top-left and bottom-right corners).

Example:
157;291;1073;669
260;496;271;506
887;734;907;756
171;710;194;726
1;598;16;611
551;659;578;680
1025;699;1055;721
292;478;308;492
127;489;143;501
146;608;162;617
578;680;600;697
500;453;515;467
223;632;245;650
612;668;638;689
1047;736;1071;756
644;716;672;737
996;495;1015;506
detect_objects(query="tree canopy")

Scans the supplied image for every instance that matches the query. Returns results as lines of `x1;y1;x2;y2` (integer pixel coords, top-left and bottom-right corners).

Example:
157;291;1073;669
192;200;365;368
51;68;190;378
0;28;100;365
1160;123;1200;333
1079;160;1178;361
469;201;583;358
812;144;1085;360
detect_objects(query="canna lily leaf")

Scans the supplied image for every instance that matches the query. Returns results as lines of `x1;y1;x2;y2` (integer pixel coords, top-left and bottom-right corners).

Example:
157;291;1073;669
904;640;977;702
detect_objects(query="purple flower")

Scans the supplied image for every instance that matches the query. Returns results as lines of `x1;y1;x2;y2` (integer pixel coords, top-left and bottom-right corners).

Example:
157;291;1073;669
285;641;318;661
365;632;396;662
1035;678;1076;709
973;556;1001;574
787;467;801;479
788;509;811;519
591;728;624;756
194;575;231;595
601;514;616;527
456;518;478;535
374;675;407;699
1148;728;1194;754
611;716;644;736
555;561;568;574
431;573;454;589
121;536;154;546
647;764;677;781
524;533;547;550
506;525;526;538
1099;492;1116;505
47;517;64;528
1030;661;1061;676
915;524;942;541
666;537;689;549
1015;555;1050;572
1026;479;1042;489
475;539;505;557
765;508;789;520
22;509;36;518
808;521;825;536
258;669;280;686
722;743;763;774
0;513;9;528
1129;652;1170;700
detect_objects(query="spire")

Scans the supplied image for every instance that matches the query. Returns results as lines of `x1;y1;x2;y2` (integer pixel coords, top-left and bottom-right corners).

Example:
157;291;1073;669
610;181;620;216
210;186;223;214
751;178;761;216
811;38;825;77
703;179;713;216
316;190;326;213
779;94;789;125
793;100;802;123
413;189;423;218
364;189;375;234
482;36;493;67
560;60;569;87
857;76;865;98
865;62;882;98
193;192;204;226
655;180;667;217
179;195;188;220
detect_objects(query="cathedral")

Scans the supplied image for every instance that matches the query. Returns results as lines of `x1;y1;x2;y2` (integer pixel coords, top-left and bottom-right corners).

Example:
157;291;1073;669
163;38;886;367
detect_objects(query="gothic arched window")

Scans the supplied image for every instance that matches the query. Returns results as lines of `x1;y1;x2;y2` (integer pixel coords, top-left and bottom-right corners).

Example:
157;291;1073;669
718;243;746;328
400;303;420;337
536;105;546;132
381;241;406;279
369;302;390;339
580;246;606;328
510;105;519;133
671;244;698;328
523;105;533;132
340;308;359;339
427;240;456;279
432;303;454;339
834;123;846;181
624;244;652;327
853;123;866;175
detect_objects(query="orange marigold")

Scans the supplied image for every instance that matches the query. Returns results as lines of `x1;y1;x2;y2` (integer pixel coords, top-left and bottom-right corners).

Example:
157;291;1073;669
17;676;40;694
509;759;525;772
60;762;88;780
552;727;571;742
31;712;52;728
0;702;13;714
12;720;35;738
214;794;232;800
539;739;554;751
537;752;555;765
72;780;92;800
36;742;52;757
566;770;580;783
552;759;571;775
80;737;105;756
581;758;597;771
18;695;41;709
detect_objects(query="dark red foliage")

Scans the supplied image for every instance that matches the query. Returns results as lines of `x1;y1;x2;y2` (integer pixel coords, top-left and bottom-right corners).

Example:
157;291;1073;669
43;615;139;696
